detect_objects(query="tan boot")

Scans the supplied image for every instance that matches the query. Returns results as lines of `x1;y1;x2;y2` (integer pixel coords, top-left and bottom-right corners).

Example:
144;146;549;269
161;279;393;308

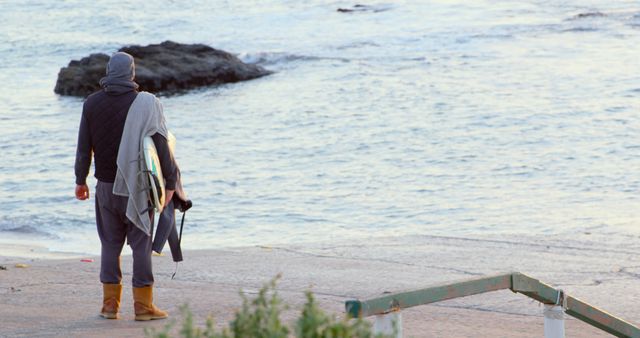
133;286;169;321
100;283;122;319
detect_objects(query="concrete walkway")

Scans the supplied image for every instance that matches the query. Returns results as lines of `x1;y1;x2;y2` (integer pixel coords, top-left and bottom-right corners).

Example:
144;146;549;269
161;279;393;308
2;233;638;337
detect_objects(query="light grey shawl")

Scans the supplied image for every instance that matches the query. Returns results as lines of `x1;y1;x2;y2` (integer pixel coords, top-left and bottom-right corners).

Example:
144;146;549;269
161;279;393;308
113;91;168;236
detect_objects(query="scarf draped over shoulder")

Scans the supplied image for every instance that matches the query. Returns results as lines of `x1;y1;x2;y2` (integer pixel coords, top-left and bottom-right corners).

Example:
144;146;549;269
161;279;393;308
113;91;168;235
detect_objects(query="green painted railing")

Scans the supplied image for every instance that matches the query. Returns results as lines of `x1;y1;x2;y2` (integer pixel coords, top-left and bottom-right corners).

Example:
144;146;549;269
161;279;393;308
345;272;640;338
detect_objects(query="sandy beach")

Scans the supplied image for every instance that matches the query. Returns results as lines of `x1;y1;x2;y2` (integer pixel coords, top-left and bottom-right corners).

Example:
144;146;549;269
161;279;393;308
2;233;638;337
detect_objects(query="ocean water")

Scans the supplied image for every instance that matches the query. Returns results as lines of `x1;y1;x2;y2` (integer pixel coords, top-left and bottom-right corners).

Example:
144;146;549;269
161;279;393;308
0;0;638;255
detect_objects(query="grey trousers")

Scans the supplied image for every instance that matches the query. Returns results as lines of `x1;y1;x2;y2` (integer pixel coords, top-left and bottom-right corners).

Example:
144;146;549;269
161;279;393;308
95;181;154;287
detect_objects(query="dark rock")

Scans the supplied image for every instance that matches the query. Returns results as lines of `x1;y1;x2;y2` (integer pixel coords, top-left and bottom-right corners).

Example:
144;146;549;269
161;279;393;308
337;4;392;13
54;54;110;96
54;41;272;97
572;11;606;19
337;4;365;13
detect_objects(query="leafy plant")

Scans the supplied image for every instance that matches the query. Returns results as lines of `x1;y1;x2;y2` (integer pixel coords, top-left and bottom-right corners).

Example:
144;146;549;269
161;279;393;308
229;277;289;338
146;276;392;338
296;291;383;338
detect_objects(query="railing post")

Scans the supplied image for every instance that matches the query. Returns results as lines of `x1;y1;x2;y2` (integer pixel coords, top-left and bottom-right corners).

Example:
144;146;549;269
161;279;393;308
543;305;565;338
373;310;402;338
349;272;640;337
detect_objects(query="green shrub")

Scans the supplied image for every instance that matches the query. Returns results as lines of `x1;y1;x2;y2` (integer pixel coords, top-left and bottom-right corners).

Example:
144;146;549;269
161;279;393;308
146;276;391;338
229;277;289;338
296;291;384;338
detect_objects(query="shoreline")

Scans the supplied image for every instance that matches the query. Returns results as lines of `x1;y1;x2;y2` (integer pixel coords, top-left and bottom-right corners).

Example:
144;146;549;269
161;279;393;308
0;242;88;261
1;233;638;337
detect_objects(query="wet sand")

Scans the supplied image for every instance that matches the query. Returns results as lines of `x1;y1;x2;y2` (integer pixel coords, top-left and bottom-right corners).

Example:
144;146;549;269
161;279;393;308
1;233;638;337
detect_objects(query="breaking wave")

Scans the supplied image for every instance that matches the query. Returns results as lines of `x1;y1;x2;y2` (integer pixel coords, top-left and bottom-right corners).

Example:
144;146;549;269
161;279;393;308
239;52;321;65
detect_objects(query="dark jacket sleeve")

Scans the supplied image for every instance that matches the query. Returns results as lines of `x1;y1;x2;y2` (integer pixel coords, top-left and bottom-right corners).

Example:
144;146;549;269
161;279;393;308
151;133;177;190
74;103;92;185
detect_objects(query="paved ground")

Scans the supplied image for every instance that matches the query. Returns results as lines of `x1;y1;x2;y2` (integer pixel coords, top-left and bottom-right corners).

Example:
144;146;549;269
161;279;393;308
1;233;638;337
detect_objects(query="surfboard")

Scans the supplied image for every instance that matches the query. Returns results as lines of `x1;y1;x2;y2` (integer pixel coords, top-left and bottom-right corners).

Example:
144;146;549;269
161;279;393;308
142;132;177;213
143;136;165;213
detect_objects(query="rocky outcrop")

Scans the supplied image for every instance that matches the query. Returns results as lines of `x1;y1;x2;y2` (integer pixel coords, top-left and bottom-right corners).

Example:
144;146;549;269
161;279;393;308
337;4;392;13
55;41;272;96
572;11;606;19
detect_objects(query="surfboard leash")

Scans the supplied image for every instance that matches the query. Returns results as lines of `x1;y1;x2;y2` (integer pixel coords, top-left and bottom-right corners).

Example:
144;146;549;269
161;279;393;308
172;200;191;280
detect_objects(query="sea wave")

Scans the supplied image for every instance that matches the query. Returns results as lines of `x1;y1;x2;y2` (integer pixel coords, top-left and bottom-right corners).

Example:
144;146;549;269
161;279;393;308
238;51;351;66
238;52;320;65
0;220;57;239
0;215;91;240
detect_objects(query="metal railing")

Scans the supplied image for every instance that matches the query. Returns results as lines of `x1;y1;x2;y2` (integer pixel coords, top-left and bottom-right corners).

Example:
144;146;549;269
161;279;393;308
345;272;640;338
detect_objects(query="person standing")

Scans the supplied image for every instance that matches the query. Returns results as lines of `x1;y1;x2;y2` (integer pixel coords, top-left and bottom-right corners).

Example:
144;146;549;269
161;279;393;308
74;52;176;321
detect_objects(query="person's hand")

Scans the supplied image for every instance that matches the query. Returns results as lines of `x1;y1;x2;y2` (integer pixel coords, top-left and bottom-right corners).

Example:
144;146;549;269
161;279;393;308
75;184;90;200
164;189;175;207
